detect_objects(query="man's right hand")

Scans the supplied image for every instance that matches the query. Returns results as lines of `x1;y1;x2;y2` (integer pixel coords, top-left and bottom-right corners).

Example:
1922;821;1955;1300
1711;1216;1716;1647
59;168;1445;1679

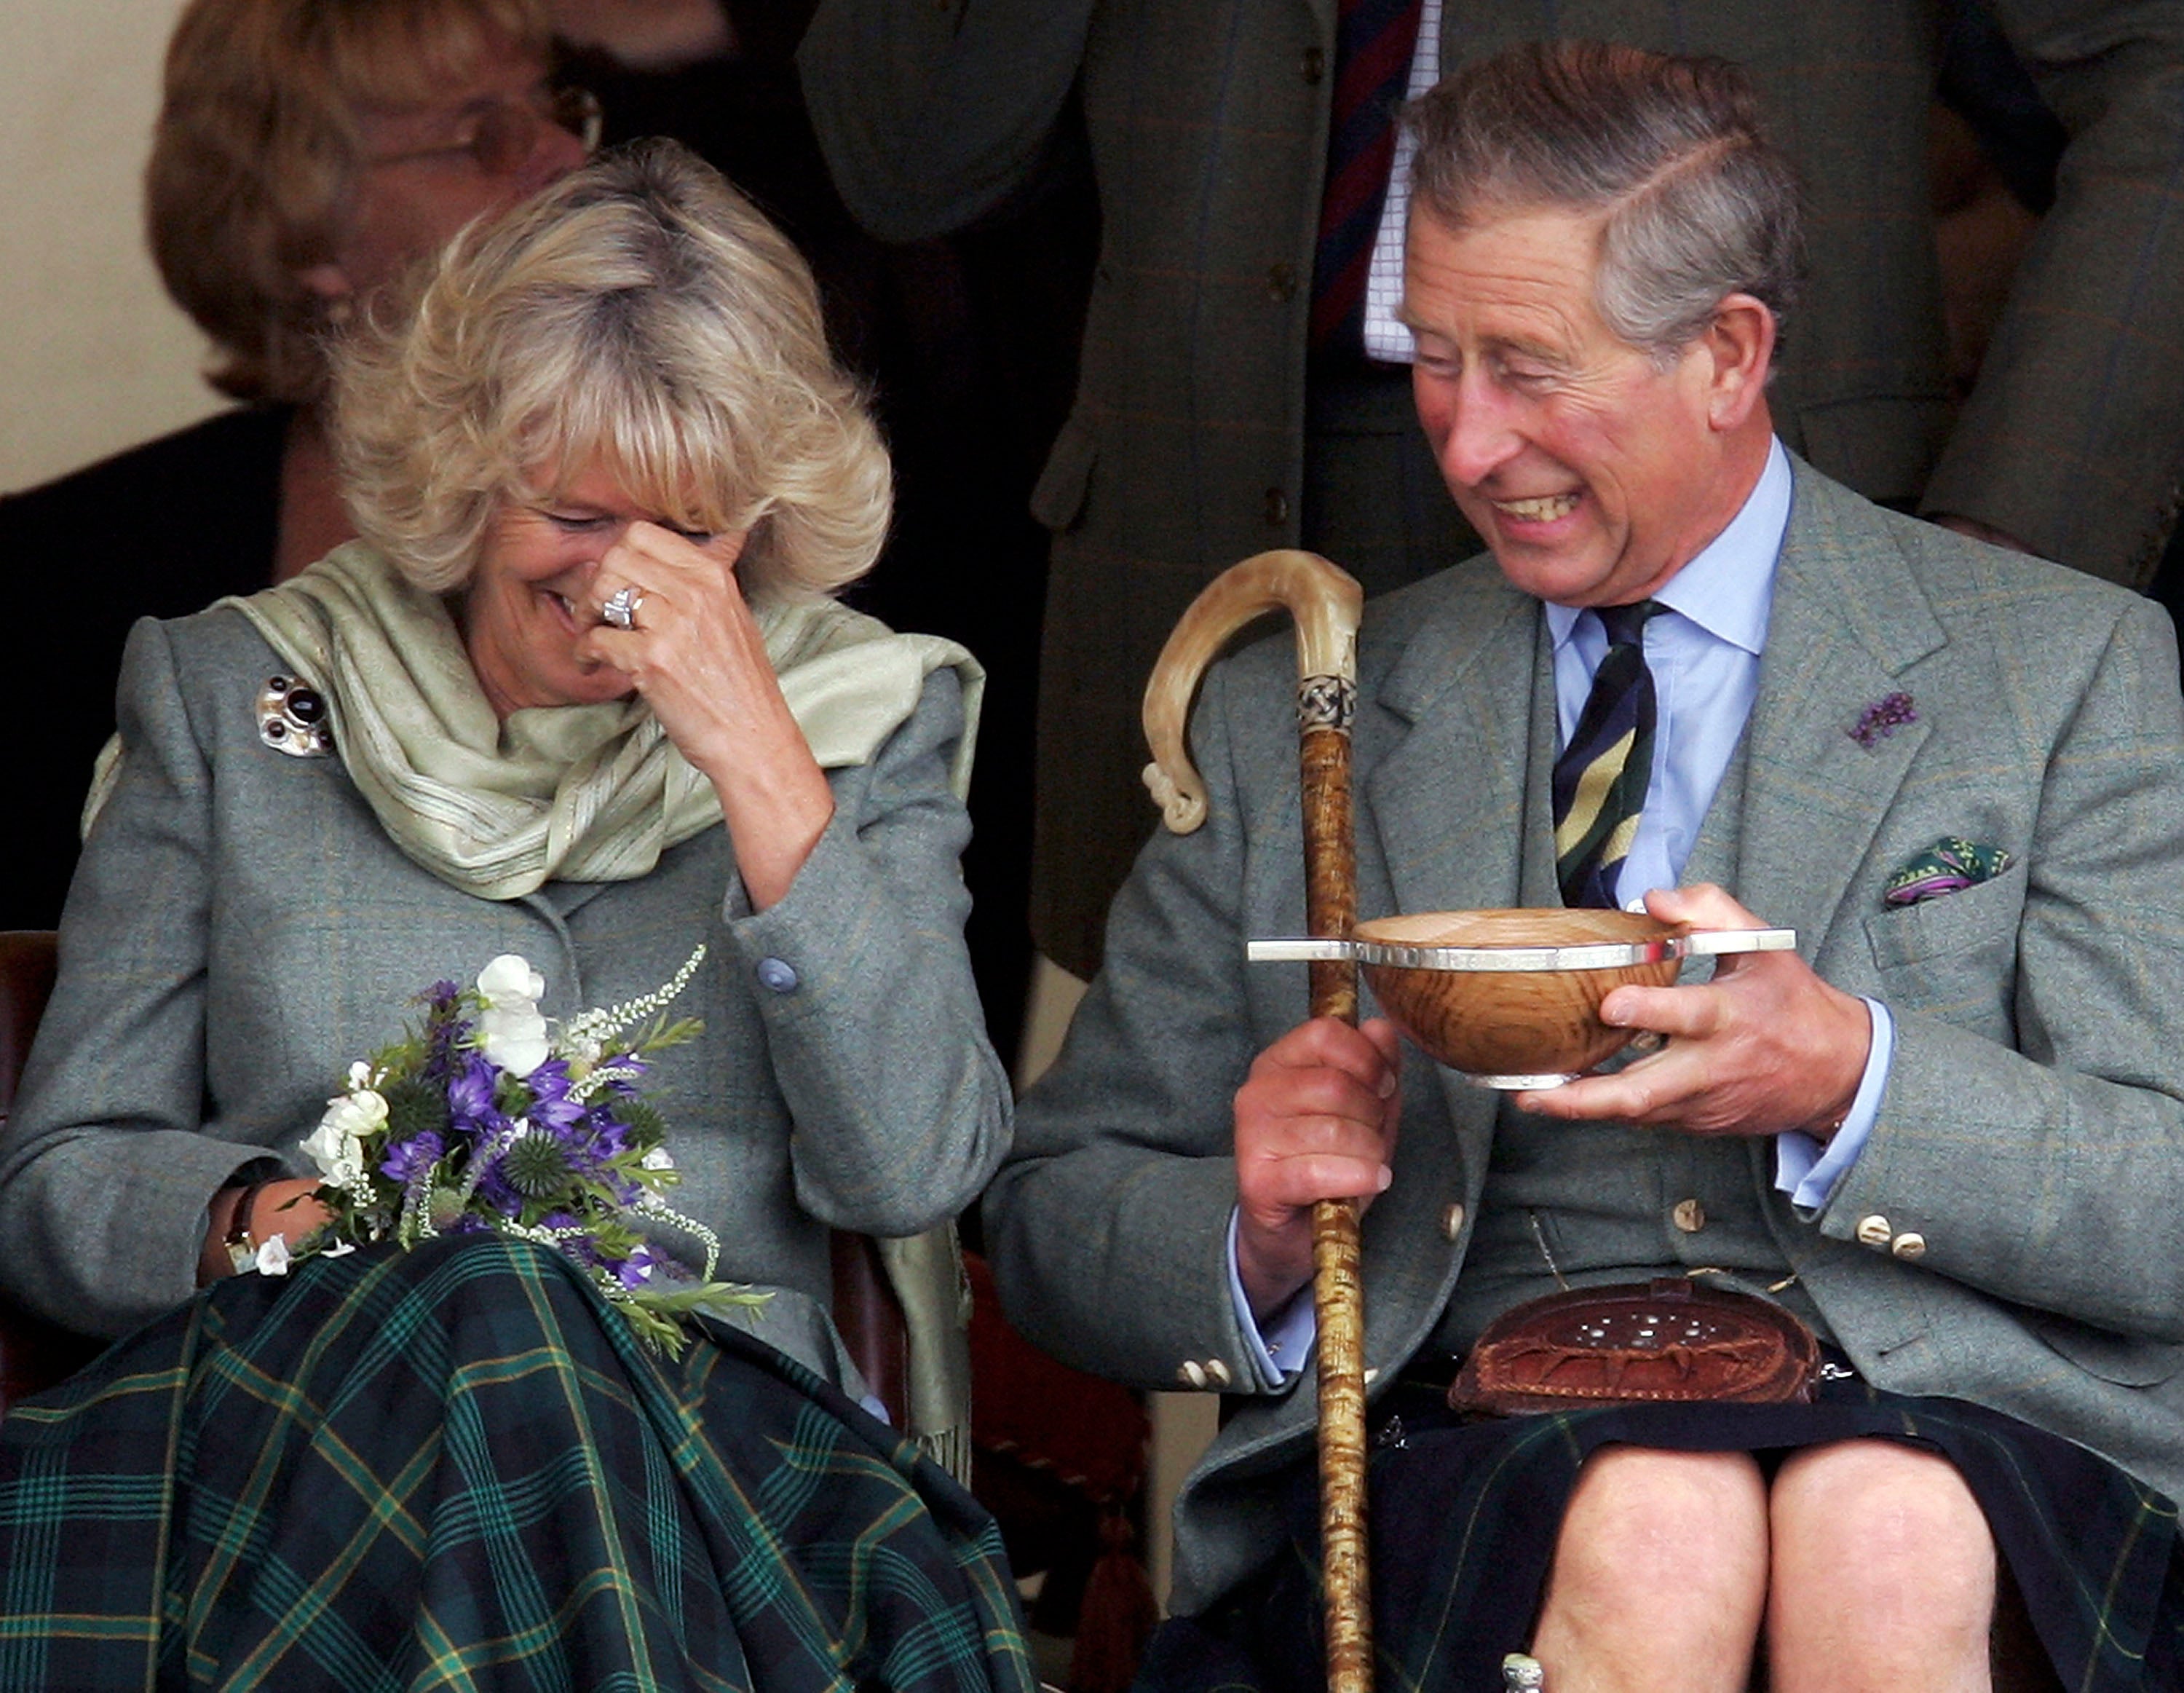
1234;1017;1403;1321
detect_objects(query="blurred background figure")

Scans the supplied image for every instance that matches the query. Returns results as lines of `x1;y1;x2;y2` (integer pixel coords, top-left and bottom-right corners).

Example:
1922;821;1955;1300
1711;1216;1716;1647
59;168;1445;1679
0;0;594;931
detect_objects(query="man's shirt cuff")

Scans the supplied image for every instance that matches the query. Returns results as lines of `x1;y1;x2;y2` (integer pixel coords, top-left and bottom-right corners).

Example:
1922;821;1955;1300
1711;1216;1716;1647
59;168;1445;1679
1226;1207;1314;1387
1775;998;1895;1211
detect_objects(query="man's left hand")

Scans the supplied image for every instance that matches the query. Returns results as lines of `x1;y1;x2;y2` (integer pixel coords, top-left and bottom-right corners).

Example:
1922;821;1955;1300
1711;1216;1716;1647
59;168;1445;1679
1514;883;1870;1137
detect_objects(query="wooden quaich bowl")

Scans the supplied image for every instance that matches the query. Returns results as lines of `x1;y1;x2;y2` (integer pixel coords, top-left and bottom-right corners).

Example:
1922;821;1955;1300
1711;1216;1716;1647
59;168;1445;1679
1249;909;1797;1087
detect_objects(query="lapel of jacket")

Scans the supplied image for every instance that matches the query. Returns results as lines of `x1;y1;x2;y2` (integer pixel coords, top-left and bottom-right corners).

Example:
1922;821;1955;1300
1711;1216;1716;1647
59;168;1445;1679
1354;560;1543;1320
1733;461;1945;955
1361;557;1542;926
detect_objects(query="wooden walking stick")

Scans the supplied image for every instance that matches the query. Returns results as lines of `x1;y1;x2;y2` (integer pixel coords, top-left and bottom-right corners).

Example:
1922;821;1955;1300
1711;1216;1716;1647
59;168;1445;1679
1142;549;1372;1693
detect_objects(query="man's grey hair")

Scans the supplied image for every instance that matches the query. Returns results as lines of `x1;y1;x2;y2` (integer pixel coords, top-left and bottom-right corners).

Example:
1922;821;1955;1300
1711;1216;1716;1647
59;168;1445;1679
1406;40;1804;360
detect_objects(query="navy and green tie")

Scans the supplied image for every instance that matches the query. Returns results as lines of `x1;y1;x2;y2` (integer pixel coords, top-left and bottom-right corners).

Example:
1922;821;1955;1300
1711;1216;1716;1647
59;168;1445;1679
1554;600;1665;909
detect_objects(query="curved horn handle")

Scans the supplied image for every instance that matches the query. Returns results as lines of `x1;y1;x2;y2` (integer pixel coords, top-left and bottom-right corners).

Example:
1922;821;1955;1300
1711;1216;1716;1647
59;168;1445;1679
1142;550;1364;833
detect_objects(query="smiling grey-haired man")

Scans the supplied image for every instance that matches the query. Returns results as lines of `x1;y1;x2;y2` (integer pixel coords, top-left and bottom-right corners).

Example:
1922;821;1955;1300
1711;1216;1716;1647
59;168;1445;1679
989;41;2184;1693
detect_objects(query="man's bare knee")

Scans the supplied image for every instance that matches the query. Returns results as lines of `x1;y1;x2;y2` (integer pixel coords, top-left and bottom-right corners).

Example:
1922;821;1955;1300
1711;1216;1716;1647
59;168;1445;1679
1770;1440;1994;1693
1533;1446;1768;1692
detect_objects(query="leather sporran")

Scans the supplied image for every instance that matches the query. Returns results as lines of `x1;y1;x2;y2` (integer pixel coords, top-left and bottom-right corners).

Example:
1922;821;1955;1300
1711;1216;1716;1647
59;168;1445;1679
1447;1278;1821;1416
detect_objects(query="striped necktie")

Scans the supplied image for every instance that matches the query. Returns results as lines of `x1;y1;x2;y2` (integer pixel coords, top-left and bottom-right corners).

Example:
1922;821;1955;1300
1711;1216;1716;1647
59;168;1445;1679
1554;601;1666;909
1309;0;1425;352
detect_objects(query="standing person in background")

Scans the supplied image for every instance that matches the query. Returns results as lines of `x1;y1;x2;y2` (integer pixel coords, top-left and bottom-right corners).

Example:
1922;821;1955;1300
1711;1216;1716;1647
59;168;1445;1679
799;0;2184;984
0;0;593;931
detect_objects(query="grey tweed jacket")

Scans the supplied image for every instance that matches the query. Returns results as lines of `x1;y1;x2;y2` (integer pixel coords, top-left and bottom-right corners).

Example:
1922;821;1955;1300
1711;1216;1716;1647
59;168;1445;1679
989;459;2184;1613
0;605;1010;1371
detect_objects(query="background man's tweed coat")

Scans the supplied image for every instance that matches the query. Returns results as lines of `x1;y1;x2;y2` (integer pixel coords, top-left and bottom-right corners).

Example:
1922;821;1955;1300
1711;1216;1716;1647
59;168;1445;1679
802;0;2184;974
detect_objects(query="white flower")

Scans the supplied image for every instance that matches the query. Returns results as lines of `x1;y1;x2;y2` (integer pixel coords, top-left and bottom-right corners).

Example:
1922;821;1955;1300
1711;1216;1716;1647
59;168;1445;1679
255;1235;292;1276
477;954;546;1009
346;1059;374;1091
479;1004;550;1077
476;955;551;1077
301;1089;387;1183
641;1148;675;1171
320;1239;357;1258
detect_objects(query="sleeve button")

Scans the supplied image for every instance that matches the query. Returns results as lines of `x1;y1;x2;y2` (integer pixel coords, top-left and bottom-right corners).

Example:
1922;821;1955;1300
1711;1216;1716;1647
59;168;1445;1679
1854;1214;1893;1249
1891;1232;1926;1260
1177;1359;1208;1389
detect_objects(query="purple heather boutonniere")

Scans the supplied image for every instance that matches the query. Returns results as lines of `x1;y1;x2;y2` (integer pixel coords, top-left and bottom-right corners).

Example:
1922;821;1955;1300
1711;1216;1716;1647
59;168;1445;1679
1849;691;1917;749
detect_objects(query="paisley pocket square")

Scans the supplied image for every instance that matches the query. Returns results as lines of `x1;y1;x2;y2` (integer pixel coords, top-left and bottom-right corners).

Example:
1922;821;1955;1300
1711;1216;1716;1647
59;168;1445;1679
1883;836;2013;907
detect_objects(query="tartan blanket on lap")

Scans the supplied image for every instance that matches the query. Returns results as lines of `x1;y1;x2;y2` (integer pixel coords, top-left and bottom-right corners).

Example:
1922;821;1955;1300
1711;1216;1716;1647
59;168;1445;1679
0;1236;1037;1692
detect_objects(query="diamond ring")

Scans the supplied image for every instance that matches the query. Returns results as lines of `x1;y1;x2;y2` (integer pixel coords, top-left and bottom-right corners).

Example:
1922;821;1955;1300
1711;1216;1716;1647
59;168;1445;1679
601;586;645;630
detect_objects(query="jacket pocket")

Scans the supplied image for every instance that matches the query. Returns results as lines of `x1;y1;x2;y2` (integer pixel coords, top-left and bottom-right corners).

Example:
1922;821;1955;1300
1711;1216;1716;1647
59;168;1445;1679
1029;415;1096;532
1863;858;2027;976
2029;1311;2184;1387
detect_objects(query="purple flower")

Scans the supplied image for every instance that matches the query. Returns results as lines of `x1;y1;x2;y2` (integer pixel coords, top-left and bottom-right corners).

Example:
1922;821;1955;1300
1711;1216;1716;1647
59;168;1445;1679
617;1243;662;1289
380;1131;444;1186
523;1060;589;1134
446;1054;499;1129
1849;692;1918;749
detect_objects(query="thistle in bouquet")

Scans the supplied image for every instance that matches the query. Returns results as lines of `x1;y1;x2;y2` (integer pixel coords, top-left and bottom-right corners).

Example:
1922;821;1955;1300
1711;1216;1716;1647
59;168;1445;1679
296;944;764;1354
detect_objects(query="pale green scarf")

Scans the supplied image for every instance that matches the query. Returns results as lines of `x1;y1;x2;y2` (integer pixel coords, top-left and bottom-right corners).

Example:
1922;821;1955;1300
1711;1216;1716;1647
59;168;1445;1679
213;540;980;895
86;540;984;1480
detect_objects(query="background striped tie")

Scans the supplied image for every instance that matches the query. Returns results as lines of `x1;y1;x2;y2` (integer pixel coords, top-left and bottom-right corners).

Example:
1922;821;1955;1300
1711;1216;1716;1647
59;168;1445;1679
1553;601;1665;909
1310;0;1425;353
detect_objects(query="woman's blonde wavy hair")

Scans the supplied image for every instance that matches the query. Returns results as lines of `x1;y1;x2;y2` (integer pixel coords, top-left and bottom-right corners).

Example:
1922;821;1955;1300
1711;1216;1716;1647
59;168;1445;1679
332;140;892;605
148;0;551;403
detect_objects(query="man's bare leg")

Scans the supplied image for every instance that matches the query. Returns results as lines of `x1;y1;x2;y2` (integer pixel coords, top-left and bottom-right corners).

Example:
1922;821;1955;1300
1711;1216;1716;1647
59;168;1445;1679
1531;1446;1769;1692
1768;1439;1995;1693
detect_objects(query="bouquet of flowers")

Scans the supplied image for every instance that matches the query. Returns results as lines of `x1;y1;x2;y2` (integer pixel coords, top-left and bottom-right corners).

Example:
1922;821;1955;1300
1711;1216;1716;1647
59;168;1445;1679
292;945;763;1353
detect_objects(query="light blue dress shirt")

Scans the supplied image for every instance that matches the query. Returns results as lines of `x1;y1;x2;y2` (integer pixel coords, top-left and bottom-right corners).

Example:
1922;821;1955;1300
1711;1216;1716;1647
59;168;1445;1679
1233;438;1895;1385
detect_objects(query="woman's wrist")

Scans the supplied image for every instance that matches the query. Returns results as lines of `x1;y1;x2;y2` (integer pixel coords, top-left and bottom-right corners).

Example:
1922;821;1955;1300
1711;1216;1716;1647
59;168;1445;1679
199;1177;333;1283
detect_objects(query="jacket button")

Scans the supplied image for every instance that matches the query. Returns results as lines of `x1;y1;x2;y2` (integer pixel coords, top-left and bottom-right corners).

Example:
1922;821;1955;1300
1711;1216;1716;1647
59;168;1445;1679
1301;45;1325;84
1671;1199;1706;1234
1203;1357;1233;1387
1176;1359;1207;1389
755;957;799;993
1441;1202;1466;1241
1891;1232;1927;1260
1267;262;1297;301
1854;1214;1892;1249
1264;487;1291;526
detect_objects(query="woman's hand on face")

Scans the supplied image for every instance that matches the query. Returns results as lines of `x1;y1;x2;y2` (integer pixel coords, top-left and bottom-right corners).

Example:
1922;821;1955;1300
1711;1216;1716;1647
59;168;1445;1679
576;520;834;909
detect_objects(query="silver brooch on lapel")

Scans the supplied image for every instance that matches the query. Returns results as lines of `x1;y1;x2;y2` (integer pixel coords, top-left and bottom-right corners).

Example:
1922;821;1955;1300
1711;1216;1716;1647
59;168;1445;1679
259;675;333;757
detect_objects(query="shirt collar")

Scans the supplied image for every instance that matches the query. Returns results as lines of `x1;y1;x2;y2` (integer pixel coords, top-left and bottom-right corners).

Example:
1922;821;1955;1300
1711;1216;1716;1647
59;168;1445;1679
1546;436;1792;655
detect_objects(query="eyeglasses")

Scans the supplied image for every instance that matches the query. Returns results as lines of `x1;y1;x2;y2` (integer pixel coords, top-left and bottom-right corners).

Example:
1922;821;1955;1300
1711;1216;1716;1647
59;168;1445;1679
364;84;603;177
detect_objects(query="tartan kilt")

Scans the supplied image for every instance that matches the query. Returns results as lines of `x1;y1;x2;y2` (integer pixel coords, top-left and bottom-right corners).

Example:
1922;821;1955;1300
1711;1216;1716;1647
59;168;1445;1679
1142;1376;2184;1693
0;1236;1037;1692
